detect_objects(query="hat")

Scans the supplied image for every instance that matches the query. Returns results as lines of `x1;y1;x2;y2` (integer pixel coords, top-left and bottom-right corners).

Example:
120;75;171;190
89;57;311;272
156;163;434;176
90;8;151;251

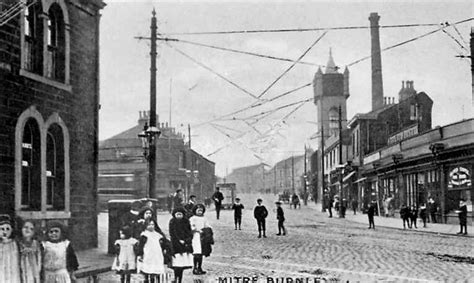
189;195;196;199
275;201;282;205
193;204;206;215
0;214;12;226
235;198;241;201
172;207;187;217
257;198;263;202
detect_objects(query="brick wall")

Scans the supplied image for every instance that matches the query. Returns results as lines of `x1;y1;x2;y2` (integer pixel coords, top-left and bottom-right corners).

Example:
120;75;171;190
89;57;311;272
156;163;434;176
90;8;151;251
0;0;104;250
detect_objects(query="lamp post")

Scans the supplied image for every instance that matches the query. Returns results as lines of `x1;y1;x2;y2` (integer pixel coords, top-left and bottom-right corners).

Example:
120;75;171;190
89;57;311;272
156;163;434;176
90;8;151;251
138;122;161;198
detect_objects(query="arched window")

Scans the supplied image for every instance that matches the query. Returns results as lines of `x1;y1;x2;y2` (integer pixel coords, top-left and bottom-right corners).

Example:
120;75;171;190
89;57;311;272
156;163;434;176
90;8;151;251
46;4;65;81
23;1;43;74
328;108;339;136
46;124;65;210
21;119;41;210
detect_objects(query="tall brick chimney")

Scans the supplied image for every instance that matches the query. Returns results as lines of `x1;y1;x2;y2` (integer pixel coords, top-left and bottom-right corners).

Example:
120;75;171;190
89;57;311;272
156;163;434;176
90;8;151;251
369;12;384;110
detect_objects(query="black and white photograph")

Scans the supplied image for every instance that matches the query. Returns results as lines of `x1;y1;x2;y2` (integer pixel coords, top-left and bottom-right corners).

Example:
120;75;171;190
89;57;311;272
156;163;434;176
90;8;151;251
0;0;473;282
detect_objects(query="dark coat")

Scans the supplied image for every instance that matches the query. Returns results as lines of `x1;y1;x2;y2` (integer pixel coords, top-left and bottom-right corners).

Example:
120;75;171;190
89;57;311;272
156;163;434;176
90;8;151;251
458;204;467;224
169;218;193;255
400;207;410;219
367;204;376;217
276;207;285;221
232;203;244;216
212;191;224;206
200;227;214;257
254;205;268;220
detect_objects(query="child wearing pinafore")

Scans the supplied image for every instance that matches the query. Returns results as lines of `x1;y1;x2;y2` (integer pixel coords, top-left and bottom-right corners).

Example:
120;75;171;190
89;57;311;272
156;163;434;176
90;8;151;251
112;225;138;283
137;219;167;283
19;220;42;283
0;214;21;283
189;204;212;275
42;221;79;283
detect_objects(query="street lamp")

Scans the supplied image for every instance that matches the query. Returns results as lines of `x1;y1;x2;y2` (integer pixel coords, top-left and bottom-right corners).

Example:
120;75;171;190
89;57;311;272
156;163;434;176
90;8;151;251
138;122;161;198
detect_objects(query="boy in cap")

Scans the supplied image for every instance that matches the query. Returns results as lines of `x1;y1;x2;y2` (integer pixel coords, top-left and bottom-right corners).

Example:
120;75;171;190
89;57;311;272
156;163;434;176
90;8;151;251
253;198;268;238
275;201;286;236
232;198;244;230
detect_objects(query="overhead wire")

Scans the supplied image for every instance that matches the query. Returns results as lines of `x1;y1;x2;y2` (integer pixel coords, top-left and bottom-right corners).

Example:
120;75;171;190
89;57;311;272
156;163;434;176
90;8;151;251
347;17;473;67
257;31;328;99
450;23;469;47
164;22;443;36
441;24;469;53
164;42;261;101
0;0;34;27
157;36;321;67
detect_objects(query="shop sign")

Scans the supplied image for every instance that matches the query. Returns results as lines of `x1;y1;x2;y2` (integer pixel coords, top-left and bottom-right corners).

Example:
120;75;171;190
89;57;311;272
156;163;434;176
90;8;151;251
448;166;472;189
387;125;418;145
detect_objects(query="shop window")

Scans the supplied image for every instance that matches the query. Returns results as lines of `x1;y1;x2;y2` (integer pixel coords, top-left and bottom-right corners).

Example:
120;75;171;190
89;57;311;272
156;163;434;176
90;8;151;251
23;1;43;74
46;124;65;210
21;119;41;210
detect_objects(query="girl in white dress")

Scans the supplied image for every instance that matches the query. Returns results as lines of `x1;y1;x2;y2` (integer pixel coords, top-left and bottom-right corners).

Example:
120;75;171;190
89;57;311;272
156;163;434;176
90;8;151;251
112;225;138;283
0;214;21;283
137;219;166;283
189;204;212;275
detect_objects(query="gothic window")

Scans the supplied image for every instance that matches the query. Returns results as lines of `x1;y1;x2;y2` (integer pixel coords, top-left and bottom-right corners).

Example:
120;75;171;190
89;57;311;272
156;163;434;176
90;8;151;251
23;1;43;74
46;124;65;210
328;108;338;136
45;4;65;81
21;119;41;210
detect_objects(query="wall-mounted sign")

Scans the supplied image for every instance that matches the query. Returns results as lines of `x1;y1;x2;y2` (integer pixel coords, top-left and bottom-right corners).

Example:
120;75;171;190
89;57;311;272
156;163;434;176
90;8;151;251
448;166;472;189
387;125;418;145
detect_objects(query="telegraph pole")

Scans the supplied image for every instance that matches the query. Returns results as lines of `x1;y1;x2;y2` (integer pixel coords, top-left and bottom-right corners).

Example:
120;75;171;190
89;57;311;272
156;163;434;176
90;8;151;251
148;9;158;199
303;144;308;205
338;105;343;218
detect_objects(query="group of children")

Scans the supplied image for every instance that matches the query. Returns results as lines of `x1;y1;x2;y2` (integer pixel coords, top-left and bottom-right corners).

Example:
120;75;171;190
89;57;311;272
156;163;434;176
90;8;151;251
0;214;79;283
399;204;425;229
114;202;213;283
232;198;287;238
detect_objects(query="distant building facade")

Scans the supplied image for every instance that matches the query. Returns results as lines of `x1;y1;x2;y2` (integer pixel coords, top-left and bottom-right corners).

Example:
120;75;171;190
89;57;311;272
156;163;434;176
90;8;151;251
0;0;105;249
98;111;215;209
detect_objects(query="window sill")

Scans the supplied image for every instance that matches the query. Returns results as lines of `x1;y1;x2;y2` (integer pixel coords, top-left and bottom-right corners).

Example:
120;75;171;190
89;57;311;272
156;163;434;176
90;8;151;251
20;69;72;92
16;210;71;220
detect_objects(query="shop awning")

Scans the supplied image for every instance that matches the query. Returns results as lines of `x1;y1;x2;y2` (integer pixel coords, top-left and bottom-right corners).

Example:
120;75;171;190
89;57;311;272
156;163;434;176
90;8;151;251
342;171;356;183
354;177;367;184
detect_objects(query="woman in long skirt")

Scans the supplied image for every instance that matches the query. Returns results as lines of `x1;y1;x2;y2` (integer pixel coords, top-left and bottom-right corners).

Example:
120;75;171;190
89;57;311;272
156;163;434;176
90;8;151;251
169;207;193;283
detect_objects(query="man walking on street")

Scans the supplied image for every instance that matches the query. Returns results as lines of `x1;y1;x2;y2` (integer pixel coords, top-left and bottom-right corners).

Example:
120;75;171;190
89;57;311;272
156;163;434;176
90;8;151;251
367;201;376;229
275;201;286;236
253;198;268;238
212;187;224;220
456;199;468;235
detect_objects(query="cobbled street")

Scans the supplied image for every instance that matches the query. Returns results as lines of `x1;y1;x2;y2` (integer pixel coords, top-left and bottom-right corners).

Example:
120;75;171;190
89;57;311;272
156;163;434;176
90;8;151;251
98;195;473;283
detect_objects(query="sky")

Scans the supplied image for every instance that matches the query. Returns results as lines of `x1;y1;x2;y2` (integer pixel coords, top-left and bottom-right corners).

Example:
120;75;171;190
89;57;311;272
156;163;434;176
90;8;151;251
99;0;473;177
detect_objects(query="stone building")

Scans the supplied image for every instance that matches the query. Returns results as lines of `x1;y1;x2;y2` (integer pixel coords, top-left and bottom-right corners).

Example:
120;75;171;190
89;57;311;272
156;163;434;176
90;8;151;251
98;111;215;209
0;0;105;249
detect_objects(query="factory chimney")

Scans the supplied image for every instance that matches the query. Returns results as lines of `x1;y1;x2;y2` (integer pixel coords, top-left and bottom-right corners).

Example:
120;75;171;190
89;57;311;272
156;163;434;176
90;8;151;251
369;12;384;110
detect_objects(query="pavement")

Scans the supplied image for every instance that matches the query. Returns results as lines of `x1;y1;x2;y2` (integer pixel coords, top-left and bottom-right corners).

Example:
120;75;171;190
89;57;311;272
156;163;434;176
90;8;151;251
74;194;472;282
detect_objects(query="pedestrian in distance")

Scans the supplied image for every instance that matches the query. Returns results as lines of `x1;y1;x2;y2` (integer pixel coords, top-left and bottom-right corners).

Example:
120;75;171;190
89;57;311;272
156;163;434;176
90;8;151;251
0;214;21;283
326;194;333;218
400;204;411;229
232;198;244;230
173;189;184;210
340;198;347;218
137;219;167;283
112;225;138;283
42;221;79;283
189;204;212;275
409;205;418;229
212;187;224;220
291;193;300;209
18;219;42;283
169;208;193;283
253;198;269;238
456;199;468;235
419;204;427;228
184;195;197;219
428;197;437;223
275;201;286;236
367;201;376;229
351;198;358;215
